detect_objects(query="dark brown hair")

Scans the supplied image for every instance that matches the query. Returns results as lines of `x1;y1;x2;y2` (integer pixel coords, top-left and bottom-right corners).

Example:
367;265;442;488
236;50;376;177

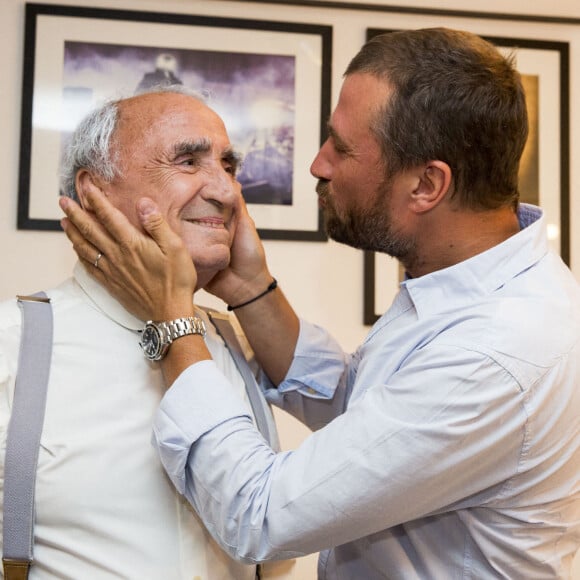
346;28;528;210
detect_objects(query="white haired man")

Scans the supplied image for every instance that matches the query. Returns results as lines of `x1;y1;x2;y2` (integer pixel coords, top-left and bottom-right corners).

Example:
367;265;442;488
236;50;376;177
0;87;288;579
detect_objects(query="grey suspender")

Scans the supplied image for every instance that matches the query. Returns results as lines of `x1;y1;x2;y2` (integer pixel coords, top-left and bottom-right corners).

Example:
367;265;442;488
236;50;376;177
3;293;53;580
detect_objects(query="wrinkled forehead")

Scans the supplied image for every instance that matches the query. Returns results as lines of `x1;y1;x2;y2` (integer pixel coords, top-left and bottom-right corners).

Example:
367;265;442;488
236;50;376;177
113;92;229;152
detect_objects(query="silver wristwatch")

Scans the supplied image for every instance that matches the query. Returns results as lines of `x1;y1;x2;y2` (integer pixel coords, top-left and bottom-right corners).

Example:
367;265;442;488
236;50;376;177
139;316;206;361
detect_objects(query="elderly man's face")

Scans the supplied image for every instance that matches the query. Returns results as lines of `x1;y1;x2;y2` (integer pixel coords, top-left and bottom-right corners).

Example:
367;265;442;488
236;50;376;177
104;92;240;288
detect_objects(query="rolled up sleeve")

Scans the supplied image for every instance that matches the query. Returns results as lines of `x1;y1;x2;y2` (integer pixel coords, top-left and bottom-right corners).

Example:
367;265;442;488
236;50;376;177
153;360;253;493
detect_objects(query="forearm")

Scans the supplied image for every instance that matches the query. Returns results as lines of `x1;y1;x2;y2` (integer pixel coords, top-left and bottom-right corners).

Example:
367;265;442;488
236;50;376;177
159;334;212;386
154;349;526;562
229;280;300;386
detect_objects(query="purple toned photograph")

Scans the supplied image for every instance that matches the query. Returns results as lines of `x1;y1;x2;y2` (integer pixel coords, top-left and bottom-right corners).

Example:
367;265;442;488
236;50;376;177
62;41;296;206
19;5;327;239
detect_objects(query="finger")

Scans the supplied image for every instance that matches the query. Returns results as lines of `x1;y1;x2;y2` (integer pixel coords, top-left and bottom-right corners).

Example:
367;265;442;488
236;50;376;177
231;181;247;218
59;196;117;261
80;257;109;285
61;215;109;277
81;188;140;248
137;197;185;257
234;188;259;231
60;216;102;266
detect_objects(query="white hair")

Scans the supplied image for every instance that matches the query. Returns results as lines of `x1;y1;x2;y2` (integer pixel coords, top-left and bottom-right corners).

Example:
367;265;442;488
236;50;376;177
60;85;207;201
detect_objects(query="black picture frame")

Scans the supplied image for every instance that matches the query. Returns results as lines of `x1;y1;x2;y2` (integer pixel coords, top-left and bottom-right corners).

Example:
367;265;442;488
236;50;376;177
364;29;569;325
18;3;332;241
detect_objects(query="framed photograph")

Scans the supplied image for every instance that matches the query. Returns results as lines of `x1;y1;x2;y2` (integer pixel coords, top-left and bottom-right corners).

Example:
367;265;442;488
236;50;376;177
364;29;569;325
18;4;331;240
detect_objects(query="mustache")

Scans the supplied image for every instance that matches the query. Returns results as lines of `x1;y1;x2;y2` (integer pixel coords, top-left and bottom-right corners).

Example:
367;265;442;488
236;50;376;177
316;180;330;198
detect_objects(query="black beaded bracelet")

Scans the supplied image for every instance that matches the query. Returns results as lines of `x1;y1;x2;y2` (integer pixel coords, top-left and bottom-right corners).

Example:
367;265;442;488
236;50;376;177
227;279;278;311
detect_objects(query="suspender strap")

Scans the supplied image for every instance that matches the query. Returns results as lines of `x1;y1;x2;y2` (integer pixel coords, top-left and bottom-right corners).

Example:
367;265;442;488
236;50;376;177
205;311;279;450
3;293;53;580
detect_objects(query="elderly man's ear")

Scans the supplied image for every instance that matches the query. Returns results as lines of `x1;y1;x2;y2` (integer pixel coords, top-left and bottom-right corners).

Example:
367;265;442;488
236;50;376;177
75;170;109;212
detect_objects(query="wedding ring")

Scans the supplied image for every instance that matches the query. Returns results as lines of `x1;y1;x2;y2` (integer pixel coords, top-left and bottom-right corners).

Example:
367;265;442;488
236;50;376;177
93;252;103;269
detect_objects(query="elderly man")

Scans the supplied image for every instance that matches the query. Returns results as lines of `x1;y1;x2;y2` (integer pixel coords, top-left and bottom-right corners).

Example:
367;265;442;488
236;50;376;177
0;87;284;578
61;29;580;579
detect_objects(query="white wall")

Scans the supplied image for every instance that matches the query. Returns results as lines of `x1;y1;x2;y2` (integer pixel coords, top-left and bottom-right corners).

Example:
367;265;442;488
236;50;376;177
1;1;578;577
2;0;579;334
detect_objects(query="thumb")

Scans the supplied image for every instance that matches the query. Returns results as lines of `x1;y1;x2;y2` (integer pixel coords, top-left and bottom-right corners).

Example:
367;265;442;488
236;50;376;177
137;197;163;229
137;197;184;256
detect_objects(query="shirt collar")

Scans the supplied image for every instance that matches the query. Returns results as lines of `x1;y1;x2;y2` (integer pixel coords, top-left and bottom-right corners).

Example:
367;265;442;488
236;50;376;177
74;262;212;337
402;204;548;318
73;261;144;331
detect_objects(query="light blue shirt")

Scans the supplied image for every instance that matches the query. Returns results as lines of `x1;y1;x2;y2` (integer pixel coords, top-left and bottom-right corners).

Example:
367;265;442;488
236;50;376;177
154;204;580;578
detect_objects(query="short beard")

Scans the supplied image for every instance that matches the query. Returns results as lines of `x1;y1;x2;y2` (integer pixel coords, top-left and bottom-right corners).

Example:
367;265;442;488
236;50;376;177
318;180;415;260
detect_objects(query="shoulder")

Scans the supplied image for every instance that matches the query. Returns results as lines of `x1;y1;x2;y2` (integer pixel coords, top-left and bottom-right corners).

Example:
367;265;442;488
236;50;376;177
0;297;22;384
197;305;257;366
0;296;20;330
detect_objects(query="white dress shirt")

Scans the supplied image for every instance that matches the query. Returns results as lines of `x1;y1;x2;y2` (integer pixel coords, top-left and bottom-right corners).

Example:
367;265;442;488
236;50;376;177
153;205;580;578
0;262;262;579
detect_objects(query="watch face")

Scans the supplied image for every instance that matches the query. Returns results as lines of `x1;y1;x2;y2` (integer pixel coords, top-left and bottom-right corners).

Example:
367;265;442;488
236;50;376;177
140;325;162;360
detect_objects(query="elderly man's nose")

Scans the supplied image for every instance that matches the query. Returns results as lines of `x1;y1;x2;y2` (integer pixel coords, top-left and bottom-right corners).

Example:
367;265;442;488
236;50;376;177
203;168;237;204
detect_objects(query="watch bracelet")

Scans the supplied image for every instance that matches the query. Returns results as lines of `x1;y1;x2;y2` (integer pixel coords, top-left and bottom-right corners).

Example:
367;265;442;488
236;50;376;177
159;316;206;341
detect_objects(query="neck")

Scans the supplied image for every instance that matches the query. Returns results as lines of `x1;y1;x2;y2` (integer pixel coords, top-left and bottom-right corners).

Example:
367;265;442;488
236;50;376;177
403;205;520;278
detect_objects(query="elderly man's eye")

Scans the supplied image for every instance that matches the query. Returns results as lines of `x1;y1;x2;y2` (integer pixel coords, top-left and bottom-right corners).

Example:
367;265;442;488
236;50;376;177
224;163;237;176
223;152;241;176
